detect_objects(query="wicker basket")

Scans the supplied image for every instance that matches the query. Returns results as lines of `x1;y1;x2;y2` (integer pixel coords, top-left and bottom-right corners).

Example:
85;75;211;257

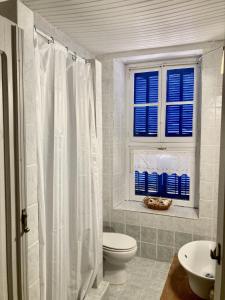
143;196;172;210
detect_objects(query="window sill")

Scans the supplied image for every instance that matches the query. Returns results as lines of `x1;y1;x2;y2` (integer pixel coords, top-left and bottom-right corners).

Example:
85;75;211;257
114;200;198;219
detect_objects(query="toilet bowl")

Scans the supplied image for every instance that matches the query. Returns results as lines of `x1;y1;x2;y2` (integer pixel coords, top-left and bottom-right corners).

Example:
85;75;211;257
178;240;216;299
103;232;137;284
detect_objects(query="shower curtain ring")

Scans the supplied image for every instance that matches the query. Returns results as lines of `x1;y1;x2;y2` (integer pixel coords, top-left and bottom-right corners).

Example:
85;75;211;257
72;52;77;61
48;36;54;44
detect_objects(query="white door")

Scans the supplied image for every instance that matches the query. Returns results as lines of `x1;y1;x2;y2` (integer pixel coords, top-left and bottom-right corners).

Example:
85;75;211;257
0;53;8;300
214;48;225;300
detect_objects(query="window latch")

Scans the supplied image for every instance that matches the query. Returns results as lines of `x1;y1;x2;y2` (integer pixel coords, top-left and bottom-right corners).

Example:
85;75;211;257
157;146;167;150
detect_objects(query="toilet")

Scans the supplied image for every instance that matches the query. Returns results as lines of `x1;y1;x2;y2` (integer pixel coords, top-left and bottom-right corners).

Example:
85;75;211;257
103;232;137;284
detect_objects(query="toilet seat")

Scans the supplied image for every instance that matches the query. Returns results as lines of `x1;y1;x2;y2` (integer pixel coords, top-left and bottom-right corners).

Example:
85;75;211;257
103;232;137;252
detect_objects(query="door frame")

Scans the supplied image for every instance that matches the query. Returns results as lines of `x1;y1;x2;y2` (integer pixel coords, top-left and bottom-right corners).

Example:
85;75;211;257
11;25;29;300
215;47;225;300
1;46;20;300
0;19;28;300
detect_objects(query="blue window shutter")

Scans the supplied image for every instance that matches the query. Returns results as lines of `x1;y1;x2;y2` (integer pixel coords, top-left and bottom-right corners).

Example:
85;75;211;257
135;171;146;195
134;107;147;136
147;172;159;194
181;174;190;197
166;104;193;137
166;174;179;195
147;106;158;136
148;72;159;103
134;74;147;104
182;104;193;135
167;68;194;102
134;106;158;136
135;171;190;200
134;71;158;104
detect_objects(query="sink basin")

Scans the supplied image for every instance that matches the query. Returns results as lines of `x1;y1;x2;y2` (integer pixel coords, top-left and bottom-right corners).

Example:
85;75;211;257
178;240;216;299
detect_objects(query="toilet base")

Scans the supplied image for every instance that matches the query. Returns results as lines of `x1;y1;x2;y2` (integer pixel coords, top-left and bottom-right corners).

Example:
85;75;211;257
104;261;127;285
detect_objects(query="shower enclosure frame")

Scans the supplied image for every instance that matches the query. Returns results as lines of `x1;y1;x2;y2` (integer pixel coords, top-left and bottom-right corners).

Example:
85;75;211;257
215;47;225;300
0;14;28;300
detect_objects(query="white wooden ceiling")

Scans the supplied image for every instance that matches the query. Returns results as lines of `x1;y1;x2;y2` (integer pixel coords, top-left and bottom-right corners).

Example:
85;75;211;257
23;0;225;55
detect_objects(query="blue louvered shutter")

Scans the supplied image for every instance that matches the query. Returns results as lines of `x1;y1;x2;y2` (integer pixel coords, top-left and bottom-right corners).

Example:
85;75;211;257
134;106;158;136
166;104;193;136
166;68;194;137
167;68;194;102
135;171;190;200
166;174;179;196
147;172;159;194
134;71;159;137
134;71;158;104
135;171;146;195
180;174;190;198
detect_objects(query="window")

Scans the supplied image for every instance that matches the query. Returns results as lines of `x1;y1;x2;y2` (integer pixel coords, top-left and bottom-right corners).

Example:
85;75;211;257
128;62;198;207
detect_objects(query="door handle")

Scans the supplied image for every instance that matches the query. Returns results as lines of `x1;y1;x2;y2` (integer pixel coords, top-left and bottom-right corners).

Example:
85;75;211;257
210;243;221;265
21;209;30;234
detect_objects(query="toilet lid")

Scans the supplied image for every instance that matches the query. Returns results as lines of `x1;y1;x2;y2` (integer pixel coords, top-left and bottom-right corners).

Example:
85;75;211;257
103;232;137;251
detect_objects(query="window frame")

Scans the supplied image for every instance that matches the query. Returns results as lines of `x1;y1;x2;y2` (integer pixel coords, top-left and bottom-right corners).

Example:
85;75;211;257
126;59;200;208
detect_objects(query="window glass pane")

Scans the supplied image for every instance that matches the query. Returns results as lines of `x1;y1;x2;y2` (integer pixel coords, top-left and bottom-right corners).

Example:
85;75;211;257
134;71;158;104
134;106;158;136
167;68;194;102
166;104;193;136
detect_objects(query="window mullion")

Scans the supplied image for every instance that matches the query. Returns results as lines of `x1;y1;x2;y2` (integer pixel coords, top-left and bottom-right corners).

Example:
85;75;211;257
160;66;165;143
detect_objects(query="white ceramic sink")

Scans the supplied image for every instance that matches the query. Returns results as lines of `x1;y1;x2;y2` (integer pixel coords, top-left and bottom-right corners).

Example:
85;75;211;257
178;240;216;299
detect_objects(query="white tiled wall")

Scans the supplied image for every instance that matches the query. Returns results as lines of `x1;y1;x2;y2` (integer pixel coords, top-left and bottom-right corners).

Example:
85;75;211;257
99;43;224;261
113;60;127;207
199;47;224;239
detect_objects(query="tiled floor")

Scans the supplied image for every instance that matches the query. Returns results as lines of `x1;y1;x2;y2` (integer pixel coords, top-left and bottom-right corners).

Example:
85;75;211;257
107;257;170;300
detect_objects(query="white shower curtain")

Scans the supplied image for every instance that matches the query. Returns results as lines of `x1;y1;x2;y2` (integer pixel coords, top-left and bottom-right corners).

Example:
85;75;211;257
34;32;100;300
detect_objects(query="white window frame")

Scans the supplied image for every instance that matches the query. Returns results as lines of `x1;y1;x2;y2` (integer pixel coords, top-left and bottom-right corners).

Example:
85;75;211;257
126;59;200;208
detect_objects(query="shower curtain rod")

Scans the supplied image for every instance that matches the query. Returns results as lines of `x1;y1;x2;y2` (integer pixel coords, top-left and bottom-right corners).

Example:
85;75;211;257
34;26;91;62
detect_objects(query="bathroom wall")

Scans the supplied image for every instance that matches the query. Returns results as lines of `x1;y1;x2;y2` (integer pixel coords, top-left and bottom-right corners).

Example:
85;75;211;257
99;42;224;262
113;60;127;208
